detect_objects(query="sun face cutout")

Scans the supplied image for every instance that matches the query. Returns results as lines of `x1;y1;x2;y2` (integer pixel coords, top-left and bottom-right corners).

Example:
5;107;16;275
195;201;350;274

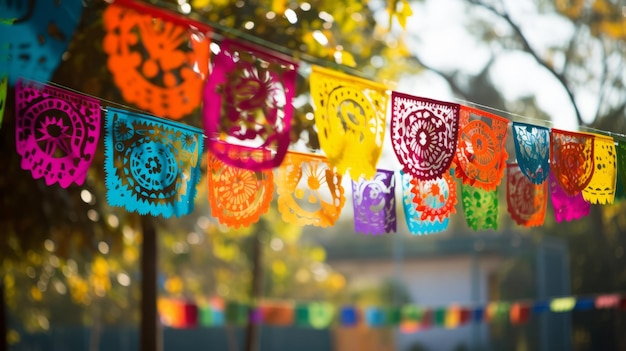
276;152;345;227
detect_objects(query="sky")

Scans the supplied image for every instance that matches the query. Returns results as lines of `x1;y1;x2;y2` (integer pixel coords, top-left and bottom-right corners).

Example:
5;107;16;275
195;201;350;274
368;0;608;172
329;0;612;223
388;0;592;131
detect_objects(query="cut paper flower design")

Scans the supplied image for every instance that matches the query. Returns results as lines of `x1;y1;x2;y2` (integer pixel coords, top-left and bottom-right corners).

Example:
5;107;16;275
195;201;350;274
391;92;460;181
0;0;83;85
454;105;509;191
582;133;616;205
203;39;297;170
550;129;594;196
104;107;203;218
310;66;388;179
276;152;345;227
461;183;498;231
506;163;547;227
410;171;457;222
401;171;449;235
352;169;396;235
103;3;210;119
15;81;101;188
208;144;274;228
511;122;550;184
549;173;590;223
0;75;6;128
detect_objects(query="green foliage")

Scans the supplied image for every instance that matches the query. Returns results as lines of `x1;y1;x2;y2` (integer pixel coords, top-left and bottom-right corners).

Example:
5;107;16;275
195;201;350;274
2;1;626;350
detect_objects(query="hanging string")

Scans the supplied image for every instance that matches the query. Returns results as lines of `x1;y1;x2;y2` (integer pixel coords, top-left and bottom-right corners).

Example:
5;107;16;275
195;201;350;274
453;98;553;126
59;0;624;146
456;97;626;141
40;79;211;137
33;75;626;152
111;0;376;82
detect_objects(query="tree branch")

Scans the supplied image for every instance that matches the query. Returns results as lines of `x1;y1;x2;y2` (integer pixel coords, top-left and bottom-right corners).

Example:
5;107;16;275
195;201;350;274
411;55;467;98
594;38;610;122
468;0;585;126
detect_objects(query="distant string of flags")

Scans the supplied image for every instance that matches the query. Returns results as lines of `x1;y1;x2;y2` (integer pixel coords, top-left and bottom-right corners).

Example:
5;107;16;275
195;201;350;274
157;293;626;330
2;0;626;236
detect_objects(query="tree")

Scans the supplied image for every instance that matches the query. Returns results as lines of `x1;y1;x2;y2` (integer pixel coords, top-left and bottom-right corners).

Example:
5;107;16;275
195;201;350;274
1;0;387;349
392;0;626;349
3;0;624;350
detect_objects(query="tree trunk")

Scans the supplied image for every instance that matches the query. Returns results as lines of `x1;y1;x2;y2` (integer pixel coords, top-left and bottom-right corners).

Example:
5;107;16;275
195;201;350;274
140;216;161;351
244;219;265;351
1;281;6;351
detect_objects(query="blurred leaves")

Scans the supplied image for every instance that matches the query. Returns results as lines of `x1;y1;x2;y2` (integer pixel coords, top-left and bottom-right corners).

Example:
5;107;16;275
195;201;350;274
1;2;623;351
556;0;626;41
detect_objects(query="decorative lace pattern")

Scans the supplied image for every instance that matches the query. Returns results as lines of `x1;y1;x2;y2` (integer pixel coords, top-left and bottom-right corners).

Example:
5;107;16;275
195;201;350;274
104;107;203;217
506;163;547;227
203;39;297;170
401;171;449;235
550;129;594;196
276;152;345;227
410;171;457;222
0;0;83;84
582;134;616;204
310;66;388;179
511;122;550;184
454;105;509;191
352;169;396;235
15;81;101;188
208;145;274;228
391;92;459;181
461;183;498;231
103;4;210;119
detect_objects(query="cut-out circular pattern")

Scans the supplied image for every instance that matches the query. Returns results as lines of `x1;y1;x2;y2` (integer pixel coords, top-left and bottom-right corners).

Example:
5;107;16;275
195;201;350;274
104;107;204;218
208;146;274;229
203;39;297;170
410;171;457;222
15;81;101;188
400;171;449;235
391;92;460;181
310;66;388;179
103;3;210;119
550;129;594;196
276;152;345;227
454;105;509;191
506;163;547;227
130;142;179;191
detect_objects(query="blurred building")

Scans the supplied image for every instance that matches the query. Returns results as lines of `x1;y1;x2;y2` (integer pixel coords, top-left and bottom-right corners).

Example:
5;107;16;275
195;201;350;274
318;230;571;351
